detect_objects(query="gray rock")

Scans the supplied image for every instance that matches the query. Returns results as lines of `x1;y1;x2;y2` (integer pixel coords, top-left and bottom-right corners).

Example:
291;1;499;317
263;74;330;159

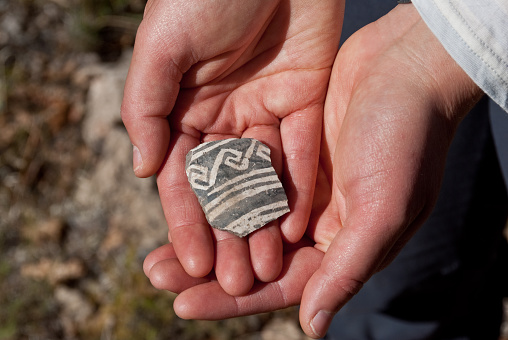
186;138;289;237
82;49;132;151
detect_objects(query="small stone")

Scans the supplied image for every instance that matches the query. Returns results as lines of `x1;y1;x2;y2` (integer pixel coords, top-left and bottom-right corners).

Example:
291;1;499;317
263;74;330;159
186;138;289;237
21;258;86;285
54;286;94;334
261;318;312;340
23;217;66;243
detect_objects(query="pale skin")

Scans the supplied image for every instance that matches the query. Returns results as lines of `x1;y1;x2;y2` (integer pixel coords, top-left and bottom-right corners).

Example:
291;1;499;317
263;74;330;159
121;0;345;296
140;4;484;339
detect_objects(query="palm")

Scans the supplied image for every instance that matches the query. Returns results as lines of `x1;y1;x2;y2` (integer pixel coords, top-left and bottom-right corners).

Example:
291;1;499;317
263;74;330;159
308;6;442;262
122;0;344;295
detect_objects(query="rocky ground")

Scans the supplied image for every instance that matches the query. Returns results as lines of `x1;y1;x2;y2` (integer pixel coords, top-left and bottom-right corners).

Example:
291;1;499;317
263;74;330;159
0;1;309;339
0;1;507;340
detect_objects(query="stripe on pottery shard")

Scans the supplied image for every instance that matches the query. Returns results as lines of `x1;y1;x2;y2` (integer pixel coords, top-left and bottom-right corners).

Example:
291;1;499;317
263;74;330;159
185;138;289;237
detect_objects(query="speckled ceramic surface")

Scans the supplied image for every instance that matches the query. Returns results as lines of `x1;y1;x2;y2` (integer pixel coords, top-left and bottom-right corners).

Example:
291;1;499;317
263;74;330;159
185;138;289;237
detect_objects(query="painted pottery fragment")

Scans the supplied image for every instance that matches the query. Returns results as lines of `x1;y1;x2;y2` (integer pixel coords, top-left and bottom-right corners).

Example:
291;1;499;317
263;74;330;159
185;138;289;237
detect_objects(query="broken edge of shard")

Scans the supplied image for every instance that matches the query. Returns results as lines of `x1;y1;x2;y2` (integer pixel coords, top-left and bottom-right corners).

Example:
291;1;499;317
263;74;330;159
185;138;289;237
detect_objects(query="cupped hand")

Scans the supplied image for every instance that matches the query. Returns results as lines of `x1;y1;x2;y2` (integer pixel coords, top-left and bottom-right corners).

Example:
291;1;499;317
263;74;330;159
121;0;345;296
300;4;482;337
142;4;483;338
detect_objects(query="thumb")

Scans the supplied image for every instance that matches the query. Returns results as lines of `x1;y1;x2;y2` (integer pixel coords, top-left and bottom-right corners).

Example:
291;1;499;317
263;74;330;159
299;144;434;338
121;19;186;178
299;209;410;338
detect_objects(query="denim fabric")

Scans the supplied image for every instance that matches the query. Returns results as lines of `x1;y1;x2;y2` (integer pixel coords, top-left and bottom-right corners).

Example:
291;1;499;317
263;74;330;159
491;103;508;185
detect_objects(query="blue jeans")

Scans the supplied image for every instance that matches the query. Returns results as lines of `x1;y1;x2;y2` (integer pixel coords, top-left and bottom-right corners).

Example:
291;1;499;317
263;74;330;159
325;2;508;339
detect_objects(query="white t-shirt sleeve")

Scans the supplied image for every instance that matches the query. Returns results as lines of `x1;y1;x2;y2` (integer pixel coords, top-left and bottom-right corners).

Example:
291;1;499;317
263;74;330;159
412;0;508;112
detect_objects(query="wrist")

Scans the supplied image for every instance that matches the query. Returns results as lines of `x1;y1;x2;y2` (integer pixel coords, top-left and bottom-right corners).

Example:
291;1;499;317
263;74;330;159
394;4;483;124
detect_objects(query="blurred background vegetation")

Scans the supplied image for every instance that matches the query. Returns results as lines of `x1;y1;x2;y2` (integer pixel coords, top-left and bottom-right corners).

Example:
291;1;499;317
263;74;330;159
0;1;305;339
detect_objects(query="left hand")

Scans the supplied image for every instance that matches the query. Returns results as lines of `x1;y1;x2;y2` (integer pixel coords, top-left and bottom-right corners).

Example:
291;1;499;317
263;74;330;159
122;0;345;296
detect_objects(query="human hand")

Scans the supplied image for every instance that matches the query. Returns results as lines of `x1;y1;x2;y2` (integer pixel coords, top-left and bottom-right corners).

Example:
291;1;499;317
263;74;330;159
299;3;483;337
121;0;344;295
141;4;483;338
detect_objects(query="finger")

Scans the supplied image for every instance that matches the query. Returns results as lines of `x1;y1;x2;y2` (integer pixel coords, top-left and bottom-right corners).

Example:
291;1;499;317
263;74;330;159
305;161;335;243
241;125;284;282
299;201;411;338
248;222;283;282
279;107;322;243
149;259;210;293
174;246;323;320
143;243;177;276
144;244;210;292
213;229;254;296
158;132;215;278
121;14;185;178
143;0;155;16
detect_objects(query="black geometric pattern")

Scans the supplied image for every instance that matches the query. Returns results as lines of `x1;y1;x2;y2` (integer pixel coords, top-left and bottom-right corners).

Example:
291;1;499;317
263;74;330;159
185;138;289;237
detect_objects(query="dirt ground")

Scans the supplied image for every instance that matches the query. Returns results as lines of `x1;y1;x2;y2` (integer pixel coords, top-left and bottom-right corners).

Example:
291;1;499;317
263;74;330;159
0;1;311;339
0;1;507;340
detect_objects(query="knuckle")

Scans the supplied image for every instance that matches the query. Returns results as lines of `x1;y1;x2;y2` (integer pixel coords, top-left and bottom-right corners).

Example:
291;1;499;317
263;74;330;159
335;277;364;298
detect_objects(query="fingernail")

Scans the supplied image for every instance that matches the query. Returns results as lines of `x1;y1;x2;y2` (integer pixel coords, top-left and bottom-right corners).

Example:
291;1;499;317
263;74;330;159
133;145;143;173
310;310;333;338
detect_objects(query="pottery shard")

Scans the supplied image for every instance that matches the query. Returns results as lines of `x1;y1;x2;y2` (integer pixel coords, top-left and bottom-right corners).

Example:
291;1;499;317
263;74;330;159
185;138;290;237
